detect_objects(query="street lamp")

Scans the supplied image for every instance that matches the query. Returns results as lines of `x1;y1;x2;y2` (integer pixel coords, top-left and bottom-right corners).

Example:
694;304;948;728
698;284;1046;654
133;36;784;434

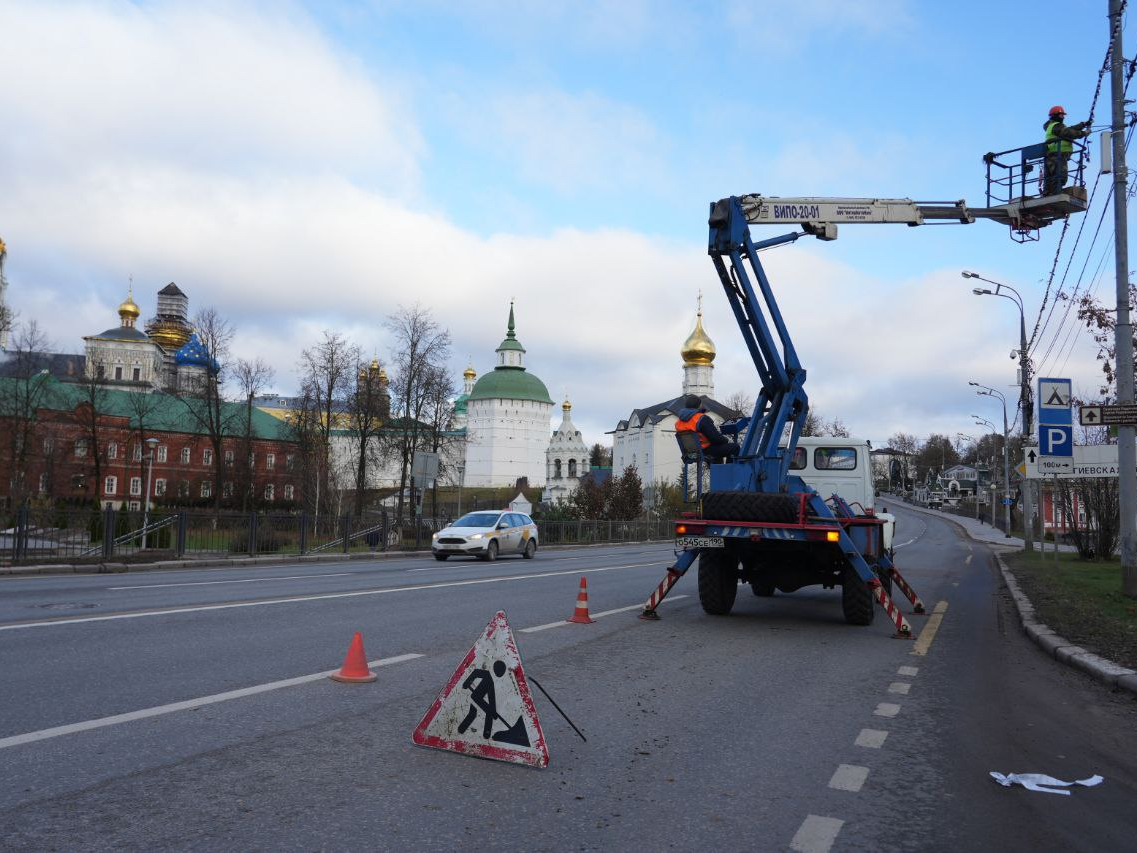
963;270;1035;551
970;382;1012;538
142;436;159;550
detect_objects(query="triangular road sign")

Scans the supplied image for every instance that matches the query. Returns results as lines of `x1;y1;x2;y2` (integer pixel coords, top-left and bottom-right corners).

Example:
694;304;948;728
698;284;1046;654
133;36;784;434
412;611;549;768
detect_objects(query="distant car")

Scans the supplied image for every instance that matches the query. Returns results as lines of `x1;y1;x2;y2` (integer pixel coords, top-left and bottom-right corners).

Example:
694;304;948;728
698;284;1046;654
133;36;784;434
431;511;538;561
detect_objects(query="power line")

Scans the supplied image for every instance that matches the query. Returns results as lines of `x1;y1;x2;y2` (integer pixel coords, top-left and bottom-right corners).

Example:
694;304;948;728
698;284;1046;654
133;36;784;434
1028;1;1125;351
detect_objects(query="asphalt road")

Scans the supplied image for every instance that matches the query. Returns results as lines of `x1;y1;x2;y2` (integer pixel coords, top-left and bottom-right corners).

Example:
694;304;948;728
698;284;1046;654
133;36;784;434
1;511;1134;851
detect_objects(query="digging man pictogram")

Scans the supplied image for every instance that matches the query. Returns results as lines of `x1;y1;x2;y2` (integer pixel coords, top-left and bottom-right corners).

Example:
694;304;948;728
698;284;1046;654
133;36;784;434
456;659;530;746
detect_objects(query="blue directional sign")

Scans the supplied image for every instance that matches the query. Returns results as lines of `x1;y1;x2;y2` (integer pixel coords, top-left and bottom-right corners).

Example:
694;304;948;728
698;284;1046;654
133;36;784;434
1038;377;1073;426
1039;424;1073;457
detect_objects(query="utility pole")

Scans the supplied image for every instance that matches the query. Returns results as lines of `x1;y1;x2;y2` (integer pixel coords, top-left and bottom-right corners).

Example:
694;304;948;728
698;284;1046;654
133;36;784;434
1111;0;1137;596
1019;311;1034;552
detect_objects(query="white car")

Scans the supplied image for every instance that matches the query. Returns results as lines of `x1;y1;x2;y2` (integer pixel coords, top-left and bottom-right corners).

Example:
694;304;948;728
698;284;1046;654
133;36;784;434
431;511;539;561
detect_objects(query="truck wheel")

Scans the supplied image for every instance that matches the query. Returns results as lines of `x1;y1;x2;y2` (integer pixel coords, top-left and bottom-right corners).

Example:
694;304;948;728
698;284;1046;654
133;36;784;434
702;491;799;523
698;550;738;615
842;566;875;626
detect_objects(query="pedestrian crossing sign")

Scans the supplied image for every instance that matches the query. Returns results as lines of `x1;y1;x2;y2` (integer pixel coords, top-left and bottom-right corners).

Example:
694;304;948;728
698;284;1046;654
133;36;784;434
412;611;549;768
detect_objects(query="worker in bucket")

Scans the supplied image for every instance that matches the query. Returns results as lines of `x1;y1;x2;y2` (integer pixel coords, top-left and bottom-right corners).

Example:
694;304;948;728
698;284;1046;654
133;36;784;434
675;394;739;461
1043;105;1090;195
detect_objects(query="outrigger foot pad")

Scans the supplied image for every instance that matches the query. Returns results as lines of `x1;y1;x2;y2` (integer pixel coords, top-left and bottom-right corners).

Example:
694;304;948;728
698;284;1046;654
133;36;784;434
639;608;661;621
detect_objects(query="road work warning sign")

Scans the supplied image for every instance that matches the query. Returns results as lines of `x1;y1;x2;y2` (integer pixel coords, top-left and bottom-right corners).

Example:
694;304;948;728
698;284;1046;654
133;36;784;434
412;611;549;768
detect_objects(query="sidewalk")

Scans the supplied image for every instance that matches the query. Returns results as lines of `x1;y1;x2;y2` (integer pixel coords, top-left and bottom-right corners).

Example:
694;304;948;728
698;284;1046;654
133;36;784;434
882;493;1137;697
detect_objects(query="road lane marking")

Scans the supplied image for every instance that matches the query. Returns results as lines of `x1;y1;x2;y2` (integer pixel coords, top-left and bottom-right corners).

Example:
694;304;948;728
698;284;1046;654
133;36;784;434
855;729;888;749
108;573;357;590
790;815;844;853
519;596;690;632
897;665;918;676
828;764;869;792
911;600;949;657
0;653;423;750
407;548;672;572
965;554;973;566
888;682;911;695
874;703;901;718
0;562;662;631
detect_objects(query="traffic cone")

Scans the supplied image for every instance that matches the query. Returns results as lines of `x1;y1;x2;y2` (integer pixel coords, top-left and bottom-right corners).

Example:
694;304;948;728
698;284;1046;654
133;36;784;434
567;576;594;624
329;631;378;683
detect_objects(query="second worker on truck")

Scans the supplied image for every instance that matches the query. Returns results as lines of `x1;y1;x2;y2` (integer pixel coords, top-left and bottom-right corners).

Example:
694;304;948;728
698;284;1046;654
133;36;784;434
675;394;740;461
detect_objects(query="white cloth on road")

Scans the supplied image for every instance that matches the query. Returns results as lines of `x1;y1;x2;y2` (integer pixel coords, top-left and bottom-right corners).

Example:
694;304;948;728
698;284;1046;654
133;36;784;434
990;772;1104;795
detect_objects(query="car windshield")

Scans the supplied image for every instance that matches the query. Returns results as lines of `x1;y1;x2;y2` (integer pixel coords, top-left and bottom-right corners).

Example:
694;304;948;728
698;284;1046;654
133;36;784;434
451;512;502;528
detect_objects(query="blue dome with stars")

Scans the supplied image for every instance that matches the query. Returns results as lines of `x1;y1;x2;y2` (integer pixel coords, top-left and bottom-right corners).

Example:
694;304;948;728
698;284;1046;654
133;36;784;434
174;333;219;373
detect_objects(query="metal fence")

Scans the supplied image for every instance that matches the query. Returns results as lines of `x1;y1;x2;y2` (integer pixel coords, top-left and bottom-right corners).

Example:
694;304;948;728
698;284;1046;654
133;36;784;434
0;505;672;566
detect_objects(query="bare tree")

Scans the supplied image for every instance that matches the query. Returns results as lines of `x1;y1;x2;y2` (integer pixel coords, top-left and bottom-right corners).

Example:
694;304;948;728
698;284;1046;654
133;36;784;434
723;390;754;417
345;357;390;519
177;308;236;511
384;305;451;524
232;357;275;510
297;331;358;520
69;371;113;505
0;321;56;503
420;363;458;519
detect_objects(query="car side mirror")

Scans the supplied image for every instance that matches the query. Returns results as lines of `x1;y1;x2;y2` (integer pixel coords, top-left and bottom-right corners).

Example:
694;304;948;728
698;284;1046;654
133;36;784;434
498;522;508;529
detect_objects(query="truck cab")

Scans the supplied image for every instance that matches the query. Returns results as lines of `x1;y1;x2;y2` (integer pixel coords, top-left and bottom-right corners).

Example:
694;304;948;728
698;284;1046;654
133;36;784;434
784;437;895;552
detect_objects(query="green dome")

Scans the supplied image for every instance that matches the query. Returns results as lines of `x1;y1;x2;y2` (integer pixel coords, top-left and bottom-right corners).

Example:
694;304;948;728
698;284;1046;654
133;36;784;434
468;368;553;404
454;393;469;414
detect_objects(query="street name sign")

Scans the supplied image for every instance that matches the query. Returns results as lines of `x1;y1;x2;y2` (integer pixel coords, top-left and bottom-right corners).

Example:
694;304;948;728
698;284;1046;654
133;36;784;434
1079;404;1137;426
1022;444;1126;479
412;610;549;768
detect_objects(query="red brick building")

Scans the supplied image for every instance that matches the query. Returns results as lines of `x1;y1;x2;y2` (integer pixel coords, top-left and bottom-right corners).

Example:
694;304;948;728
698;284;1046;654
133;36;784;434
1;376;301;510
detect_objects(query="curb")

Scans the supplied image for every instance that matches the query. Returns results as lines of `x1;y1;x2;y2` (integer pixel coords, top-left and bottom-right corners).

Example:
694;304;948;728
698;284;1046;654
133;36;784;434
995;553;1137;698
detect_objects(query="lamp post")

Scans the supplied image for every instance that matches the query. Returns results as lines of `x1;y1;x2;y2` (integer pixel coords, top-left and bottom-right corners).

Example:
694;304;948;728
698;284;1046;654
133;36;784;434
142;436;159;550
456;461;466;516
974;417;998;523
963;270;1035;551
971;382;1012;538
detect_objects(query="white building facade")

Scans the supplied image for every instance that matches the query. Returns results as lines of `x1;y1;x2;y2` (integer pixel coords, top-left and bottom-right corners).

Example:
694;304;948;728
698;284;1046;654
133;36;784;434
611;303;738;498
545;398;590;504
464;304;554;487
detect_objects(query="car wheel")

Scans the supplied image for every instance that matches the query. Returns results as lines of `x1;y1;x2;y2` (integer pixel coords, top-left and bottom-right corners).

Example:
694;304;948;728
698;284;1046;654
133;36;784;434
433;553;448;561
484;540;498;562
523;539;537;559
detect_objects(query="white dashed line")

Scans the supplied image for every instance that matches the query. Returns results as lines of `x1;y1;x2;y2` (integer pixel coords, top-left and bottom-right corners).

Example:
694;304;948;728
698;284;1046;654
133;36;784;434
965;554;973;566
790;815;844;853
519;596;689;633
0;562;660;631
888;682;911;695
108;573;356;590
828;764;869;792
874;702;901;718
0;653;424;750
855;728;888;749
897;666;918;677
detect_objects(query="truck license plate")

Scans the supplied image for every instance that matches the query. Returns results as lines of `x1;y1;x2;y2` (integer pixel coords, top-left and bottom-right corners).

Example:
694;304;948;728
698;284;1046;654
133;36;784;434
675;536;724;549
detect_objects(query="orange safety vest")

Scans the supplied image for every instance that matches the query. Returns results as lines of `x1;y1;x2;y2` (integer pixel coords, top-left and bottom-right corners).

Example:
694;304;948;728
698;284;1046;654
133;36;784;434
675;411;711;449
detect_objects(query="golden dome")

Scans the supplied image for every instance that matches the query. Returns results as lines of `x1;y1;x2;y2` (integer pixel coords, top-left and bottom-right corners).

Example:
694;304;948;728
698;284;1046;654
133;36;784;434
118;292;141;323
0;236;6;255
146;320;191;349
563;397;572;412
463;364;477;379
378;366;388;383
681;310;715;365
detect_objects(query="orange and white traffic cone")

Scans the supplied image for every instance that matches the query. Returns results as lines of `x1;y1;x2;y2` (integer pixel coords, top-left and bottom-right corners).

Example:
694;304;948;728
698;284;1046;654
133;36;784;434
329;631;378;683
567;576;594;624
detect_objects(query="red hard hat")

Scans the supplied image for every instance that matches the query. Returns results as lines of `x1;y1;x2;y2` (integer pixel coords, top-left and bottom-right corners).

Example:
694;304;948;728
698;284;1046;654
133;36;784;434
1049;105;1066;116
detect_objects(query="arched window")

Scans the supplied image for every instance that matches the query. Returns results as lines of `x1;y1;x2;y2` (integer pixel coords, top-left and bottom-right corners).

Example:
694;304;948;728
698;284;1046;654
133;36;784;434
554;459;562;479
568;459;577;478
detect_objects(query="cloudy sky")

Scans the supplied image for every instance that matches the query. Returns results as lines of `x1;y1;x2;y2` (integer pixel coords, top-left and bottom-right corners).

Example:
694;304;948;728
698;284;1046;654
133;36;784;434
0;0;1123;449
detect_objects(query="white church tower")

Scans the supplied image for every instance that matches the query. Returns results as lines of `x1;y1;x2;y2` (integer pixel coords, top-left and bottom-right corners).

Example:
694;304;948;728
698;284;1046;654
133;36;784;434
0;237;9;350
681;293;715;397
545;397;590;504
464;303;554;487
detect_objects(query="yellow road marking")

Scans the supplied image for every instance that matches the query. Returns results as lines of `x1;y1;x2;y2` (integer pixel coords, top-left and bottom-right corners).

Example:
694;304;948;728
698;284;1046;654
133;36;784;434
911;600;948;656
